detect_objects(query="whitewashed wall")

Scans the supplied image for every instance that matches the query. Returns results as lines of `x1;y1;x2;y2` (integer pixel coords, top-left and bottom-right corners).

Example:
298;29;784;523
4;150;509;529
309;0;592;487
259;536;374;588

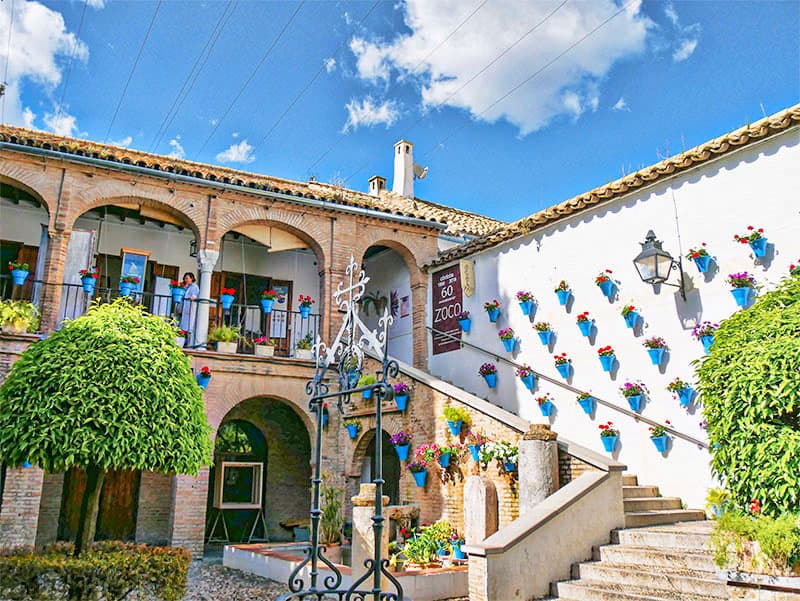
428;128;800;508
363;248;413;364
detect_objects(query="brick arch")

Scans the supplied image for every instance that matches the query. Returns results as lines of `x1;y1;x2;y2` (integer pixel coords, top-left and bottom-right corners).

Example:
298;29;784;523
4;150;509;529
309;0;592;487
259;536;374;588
0;160;54;215
347;413;408;476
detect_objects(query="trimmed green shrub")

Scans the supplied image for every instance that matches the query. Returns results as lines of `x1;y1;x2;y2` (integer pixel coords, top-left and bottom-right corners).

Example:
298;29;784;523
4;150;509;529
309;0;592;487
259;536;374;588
695;276;800;515
0;541;191;600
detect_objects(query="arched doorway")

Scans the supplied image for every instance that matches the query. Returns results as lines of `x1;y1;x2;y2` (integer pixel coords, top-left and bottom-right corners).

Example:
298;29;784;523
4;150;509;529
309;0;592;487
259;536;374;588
361;430;401;506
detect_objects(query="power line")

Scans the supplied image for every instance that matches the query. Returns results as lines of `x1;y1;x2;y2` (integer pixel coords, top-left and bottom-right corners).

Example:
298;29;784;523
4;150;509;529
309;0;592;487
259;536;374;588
53;0;90;126
1;0;16;123
194;1;306;159
103;0;163;142
148;0;237;153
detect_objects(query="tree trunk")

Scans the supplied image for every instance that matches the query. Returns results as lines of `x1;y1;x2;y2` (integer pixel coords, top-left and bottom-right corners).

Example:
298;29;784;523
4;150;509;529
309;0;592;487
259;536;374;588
74;465;105;556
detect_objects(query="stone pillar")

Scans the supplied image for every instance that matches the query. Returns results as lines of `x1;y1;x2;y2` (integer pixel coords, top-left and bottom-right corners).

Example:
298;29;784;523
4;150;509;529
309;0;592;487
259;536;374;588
38;230;72;332
0;466;45;548
463;476;499;545
410;278;428;369
519;424;559;513
351;483;390;589
194;250;219;348
168;467;209;558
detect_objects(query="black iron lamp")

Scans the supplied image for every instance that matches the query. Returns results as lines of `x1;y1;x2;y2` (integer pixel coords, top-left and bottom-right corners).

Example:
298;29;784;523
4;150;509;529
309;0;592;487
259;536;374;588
632;230;686;300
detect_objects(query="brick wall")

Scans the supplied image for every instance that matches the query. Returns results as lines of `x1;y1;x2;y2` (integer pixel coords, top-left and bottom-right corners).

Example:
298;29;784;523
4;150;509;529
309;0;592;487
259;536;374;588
35;472;64;546
558;449;598;486
0;467;44;547
168;468;209;558
136;472;172;545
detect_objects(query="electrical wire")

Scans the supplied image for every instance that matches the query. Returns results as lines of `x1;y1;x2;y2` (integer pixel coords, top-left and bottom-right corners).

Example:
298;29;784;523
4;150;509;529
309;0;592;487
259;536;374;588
103;0;163;142
1;0;16;123
53;0;90;127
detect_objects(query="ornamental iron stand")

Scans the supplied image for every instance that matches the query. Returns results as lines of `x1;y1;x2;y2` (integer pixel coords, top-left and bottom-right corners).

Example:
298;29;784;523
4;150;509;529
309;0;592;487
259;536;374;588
278;256;404;601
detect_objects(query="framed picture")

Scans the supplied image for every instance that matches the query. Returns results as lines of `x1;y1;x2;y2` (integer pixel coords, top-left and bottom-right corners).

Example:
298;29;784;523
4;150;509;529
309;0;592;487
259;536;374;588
213;461;264;509
120;248;150;293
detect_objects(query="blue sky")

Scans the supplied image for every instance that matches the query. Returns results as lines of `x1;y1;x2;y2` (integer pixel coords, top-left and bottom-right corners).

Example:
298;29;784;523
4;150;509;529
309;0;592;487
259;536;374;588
2;0;798;222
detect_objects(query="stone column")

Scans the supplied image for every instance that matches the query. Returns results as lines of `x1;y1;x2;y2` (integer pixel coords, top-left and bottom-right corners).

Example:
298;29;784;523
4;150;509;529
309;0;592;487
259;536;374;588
463;475;499;545
351;483;390;589
194;249;219;348
168;467;209;558
519;424;559;513
37;230;72;332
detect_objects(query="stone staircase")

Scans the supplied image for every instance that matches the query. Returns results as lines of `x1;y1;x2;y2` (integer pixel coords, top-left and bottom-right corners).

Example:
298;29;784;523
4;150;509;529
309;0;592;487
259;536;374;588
621;473;707;528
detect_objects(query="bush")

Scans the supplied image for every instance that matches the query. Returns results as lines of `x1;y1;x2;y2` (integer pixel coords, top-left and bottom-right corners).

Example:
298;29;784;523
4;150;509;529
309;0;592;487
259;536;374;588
0;541;191;600
710;510;800;575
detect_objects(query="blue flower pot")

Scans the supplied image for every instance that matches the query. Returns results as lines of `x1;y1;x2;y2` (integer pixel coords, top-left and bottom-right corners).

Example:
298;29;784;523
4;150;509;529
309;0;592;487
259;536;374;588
520;373;535;391
483;373;497;388
447;419;463;436
299;305;311;318
601;435;617;452
412;469;428;487
362;387;373;400
577;320;592;337
171;287;186;304
220;293;235;310
701;335;714;354
623;311;639;329
346;424;359;439
119;281;135;297
731;287;751;307
598;280;615;298
651;435;669;453
504;461;517;473
539;400;553;417
321;412;328;428
196;373;211;389
677;386;694;407
487;308;500;323
81;278;96;294
261;298;275;313
501;337;516;352
452;543;466;560
395;394;408;411
395;444;410;461
556;289;570;306
439;453;452;468
437;547;448;557
647;347;665;365
537;330;552;346
556;362;571;379
347;370;360;388
22;461;32;468
626;394;642;412
749;237;768;258
10;269;28;286
577;397;594;415
468;444;481;462
459;318;471;332
598;354;615;372
693;255;711;273
519;300;534;316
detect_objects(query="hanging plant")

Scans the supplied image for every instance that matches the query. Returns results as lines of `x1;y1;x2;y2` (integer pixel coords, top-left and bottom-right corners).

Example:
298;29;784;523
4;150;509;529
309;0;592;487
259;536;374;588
533;321;553;345
598;421;619;452
479;362;497;388
620;304;639;329
535;393;554;417
554;353;571;379
597;345;616;372
457;310;472;332
620;381;646;412
554;281;571;306
298;295;315;318
693;321;719;354
220;287;236;310
576;311;593;337
393;382;410;411
515;364;535;391
465;430;488;462
733;226;768;258
497;327;516;352
390;430;412;460
484;299;501;323
8;261;29;286
727;272;757;307
516;291;536;316
686;243;713;273
649;420;671;453
576;392;594;414
442;406;471;436
667;377;694;407
595;269;615;298
643;336;668;366
343;419;361;440
79;268;99;294
790;261;800;277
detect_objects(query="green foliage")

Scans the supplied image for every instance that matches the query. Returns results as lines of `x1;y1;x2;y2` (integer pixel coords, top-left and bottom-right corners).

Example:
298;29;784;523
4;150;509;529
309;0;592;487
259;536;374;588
0;300;39;333
0;541;190;601
296;333;314;350
706;488;731;515
442;405;471;425
209;325;239;342
319;476;344;545
0;299;212;474
401;520;454;565
357;374;376;387
695;276;800;515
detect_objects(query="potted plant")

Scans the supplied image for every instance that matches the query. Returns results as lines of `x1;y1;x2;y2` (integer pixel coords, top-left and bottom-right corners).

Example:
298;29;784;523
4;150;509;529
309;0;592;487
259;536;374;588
119;275;139;297
598;421;619;452
321;402;329;428
170;279;186;304
415;444;441;468
8;260;29;286
358;374;377;399
209;325;239;354
390;431;412;460
484;299;501;323
686;243;712;273
343;419;361;439
554;353;571;379
620;381;646;412
407;460;428;487
456;310;471;332
576;311;593;337
597;345;615;372
196;366;212;389
319;476;344;563
727;272;756;307
734;225;768;258
516;290;536;316
219;287;236;311
649;420;671;452
791;260;800;277
479;362;497;388
515;364;535;390
261;289;281;313
295;333;314;359
643;336;668;365
667;376;694;407
497;327;516;352
465;430;488;462
536;393;554;417
443;405;471;436
343;354;360;387
393;382;410;411
79;268;98;294
595;269;615;298
438;443;461;468
705;488;730;518
450;532;466;560
693;321;718;354
576;392;594;415
481;440;518;473
0;300;39;334
253;336;276;357
175;328;188;348
298;294;315;318
554;280;571;306
533;321;553;345
620;304;639;329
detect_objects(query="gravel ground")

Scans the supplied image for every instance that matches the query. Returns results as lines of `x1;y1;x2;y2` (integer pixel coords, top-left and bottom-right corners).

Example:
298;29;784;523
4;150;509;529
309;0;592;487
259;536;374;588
184;562;288;601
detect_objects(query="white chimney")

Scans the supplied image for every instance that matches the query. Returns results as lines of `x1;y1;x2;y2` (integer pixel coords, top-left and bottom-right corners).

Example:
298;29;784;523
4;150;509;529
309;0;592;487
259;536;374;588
392;139;414;198
368;175;386;197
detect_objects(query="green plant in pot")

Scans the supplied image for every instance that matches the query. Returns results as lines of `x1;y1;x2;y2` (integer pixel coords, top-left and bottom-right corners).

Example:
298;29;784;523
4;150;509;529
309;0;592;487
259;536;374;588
209;325;239;354
319;475;344;563
358;374;377;399
0;300;39;334
442;405;471;436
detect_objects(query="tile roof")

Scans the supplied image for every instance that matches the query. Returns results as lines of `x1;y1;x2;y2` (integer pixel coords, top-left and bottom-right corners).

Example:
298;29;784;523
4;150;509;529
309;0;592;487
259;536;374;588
426;103;800;269
0;125;503;237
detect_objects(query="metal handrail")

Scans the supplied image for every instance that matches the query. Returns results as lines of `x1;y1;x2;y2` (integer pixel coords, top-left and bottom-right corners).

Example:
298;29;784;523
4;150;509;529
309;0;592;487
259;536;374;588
426;325;708;449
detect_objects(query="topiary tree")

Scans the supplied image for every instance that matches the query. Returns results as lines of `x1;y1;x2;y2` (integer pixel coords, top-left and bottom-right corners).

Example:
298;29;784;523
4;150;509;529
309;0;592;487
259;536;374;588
696;275;800;516
0;299;212;554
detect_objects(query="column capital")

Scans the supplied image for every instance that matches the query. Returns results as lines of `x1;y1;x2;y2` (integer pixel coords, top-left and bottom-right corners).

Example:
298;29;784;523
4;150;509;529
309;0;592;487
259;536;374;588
196;249;219;273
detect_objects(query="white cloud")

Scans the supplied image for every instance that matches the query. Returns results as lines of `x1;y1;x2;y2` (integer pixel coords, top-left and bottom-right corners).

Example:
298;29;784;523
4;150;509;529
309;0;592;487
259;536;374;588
215;139;255;164
342;97;400;132
348;1;651;135
22;107;36;128
43;111;77;136
168;137;185;159
612;96;630;111
324;57;336;73
86;0;106;8
673;37;698;62
664;3;679;26
231;131;239;138
663;3;701;63
110;135;133;147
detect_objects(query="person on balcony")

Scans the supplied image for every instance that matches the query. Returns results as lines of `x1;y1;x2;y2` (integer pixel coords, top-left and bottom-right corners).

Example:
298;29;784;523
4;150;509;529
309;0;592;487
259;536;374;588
178;272;200;346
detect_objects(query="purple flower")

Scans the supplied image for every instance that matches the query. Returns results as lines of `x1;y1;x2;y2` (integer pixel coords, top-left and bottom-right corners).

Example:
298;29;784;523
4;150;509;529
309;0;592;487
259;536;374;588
390;431;411;446
394;382;410;394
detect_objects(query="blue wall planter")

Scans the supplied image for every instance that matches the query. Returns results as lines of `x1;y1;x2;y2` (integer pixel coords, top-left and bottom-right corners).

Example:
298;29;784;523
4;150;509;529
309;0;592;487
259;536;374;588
439;453;452;468
598;280;615;298
519;300;534;316
749;237;768;258
468;444;482;462
598;354;615;372
395;444;410;461
362;388;373;400
651;435;669;453
647;347;665;365
693;255;712;273
623;311;639;328
220;293;235;310
577;397;594;414
504;461;517;473
520;373;535;391
171;287;186;304
556;363;571;379
394;394;409;411
346;424;359;439
11;269;28;286
677;387;694;407
447;419;463;436
556;289;571;306
626;394;643;412
538;400;553;417
196;373;211;389
601;435;617;452
261;298;275;313
459;318;472;332
501;338;516;353
412;469;428;487
537;330;552;346
487;308;500;322
701;336;714;354
731;287;751;307
577;320;593;337
119;281;135;297
81;278;96;294
483;373;497;388
452;543;467;560
299;305;311;318
321;412;328;428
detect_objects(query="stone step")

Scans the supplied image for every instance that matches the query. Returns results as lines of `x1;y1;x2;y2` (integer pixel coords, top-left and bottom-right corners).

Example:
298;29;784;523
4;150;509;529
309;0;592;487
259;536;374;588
613;522;714;549
625;509;707;528
598;544;717;572
555;580;725;601
624;497;683;512
622;485;660;498
622;474;639;486
573;562;727;597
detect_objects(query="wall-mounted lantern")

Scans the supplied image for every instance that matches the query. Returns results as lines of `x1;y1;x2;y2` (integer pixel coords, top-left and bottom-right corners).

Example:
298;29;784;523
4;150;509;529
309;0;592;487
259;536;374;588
632;230;686;300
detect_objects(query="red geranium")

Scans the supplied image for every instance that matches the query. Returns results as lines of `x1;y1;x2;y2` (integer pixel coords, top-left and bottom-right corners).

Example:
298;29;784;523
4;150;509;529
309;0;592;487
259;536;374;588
199;366;211;377
221;287;236;295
